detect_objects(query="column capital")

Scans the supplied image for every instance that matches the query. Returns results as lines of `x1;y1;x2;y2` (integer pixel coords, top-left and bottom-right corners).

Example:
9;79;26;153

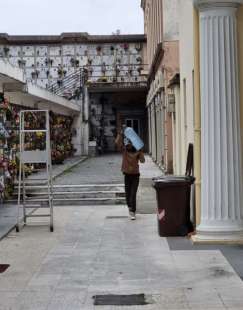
194;0;243;10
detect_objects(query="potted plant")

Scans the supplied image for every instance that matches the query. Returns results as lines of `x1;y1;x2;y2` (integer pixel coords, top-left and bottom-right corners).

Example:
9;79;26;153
96;46;102;55
45;58;53;66
88;67;93;76
101;62;106;75
18;60;23;68
123;43;129;51
31;71;36;79
115;65;120;76
110;46;115;53
3;47;9;56
58;67;64;77
135;43;142;51
35;70;40;78
70;58;75;66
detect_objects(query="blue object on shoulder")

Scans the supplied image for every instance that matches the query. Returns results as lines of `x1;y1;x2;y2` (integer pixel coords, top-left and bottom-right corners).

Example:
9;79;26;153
124;127;144;151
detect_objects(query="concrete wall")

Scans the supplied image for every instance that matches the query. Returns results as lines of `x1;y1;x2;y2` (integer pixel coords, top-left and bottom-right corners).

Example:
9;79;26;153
178;0;195;175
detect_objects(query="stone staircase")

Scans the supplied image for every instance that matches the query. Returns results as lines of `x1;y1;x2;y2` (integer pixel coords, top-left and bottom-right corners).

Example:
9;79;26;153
9;183;126;206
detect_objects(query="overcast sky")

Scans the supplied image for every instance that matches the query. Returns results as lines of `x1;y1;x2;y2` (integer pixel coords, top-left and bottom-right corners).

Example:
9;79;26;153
1;0;144;35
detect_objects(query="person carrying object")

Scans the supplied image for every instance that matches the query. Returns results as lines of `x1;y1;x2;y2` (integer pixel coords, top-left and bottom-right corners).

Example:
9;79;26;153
115;125;145;220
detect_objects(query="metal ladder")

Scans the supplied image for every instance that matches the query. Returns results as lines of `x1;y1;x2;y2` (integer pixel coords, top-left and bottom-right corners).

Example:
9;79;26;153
16;110;54;232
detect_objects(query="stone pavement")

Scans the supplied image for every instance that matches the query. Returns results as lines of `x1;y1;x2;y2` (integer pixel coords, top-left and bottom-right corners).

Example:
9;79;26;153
0;205;243;310
54;154;162;185
30;156;87;182
0;156;87;241
54;154;162;214
0;205;18;241
0;154;159;241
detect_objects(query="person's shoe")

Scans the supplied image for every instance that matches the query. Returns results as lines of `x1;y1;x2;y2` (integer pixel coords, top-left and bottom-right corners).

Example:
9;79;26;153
129;211;136;220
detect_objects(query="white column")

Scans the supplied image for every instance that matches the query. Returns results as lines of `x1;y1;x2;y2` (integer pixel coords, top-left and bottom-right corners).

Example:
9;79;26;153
194;0;243;241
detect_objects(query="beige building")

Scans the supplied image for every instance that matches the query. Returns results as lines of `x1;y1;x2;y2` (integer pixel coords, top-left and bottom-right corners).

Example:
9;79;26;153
143;0;243;243
178;0;243;243
141;0;179;173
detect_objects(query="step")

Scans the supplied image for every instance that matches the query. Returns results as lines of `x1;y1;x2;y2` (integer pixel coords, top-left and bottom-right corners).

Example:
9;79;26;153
15;184;124;190
14;186;125;195
15;183;124;188
27;190;124;195
13;193;125;200
13;189;125;195
11;183;126;206
8;197;126;206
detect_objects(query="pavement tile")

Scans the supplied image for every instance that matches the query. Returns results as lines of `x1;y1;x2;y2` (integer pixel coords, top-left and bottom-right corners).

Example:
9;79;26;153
46;289;87;310
12;290;53;310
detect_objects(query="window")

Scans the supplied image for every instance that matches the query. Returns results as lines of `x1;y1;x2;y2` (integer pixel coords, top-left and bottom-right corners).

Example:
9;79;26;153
125;119;140;135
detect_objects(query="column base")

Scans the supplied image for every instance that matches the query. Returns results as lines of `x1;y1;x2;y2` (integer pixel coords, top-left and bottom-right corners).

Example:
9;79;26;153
191;220;243;244
191;230;243;244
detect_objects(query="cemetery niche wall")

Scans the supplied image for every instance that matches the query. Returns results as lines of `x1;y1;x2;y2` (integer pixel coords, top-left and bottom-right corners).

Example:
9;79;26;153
0;34;148;155
0;34;146;89
0;92;75;202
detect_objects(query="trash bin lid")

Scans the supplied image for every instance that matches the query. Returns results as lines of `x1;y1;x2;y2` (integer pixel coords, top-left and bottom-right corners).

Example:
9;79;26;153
152;175;195;188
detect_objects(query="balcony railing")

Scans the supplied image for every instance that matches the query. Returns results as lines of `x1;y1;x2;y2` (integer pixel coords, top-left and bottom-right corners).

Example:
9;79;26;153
47;64;148;99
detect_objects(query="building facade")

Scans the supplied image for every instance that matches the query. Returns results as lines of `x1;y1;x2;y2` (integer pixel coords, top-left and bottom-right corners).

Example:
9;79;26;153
141;0;179;173
142;0;243;242
0;33;148;154
175;0;243;242
192;0;243;242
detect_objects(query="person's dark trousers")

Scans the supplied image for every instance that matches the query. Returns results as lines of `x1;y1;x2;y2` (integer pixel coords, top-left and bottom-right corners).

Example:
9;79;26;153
124;173;140;213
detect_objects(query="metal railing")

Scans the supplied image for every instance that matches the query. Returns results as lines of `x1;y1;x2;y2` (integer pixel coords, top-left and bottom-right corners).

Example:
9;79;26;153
47;64;148;99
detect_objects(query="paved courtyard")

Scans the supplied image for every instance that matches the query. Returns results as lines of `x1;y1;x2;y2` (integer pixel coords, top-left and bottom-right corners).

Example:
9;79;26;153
54;154;162;185
0;155;243;309
54;154;124;185
1;204;243;310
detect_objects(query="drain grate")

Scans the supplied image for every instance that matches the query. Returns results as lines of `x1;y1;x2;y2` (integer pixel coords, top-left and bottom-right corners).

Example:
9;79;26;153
93;294;149;306
0;264;10;273
106;216;128;219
